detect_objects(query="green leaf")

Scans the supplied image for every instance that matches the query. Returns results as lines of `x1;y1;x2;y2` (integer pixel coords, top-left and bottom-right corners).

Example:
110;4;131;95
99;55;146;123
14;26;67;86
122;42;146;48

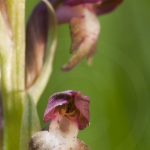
20;94;41;150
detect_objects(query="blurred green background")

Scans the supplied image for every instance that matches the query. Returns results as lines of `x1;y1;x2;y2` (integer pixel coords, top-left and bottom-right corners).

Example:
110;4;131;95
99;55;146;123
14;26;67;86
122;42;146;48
26;0;150;150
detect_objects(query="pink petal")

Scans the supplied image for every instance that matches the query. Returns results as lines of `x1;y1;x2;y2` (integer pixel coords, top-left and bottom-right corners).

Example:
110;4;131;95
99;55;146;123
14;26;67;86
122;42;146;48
74;92;90;130
55;5;80;24
74;94;90;123
43;91;73;121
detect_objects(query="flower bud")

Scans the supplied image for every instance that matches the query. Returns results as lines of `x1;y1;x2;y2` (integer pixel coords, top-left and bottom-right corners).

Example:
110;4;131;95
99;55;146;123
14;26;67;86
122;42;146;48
25;2;49;88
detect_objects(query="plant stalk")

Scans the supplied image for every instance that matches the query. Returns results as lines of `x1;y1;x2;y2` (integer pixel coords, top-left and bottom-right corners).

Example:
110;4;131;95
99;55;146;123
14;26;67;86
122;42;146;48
0;0;25;149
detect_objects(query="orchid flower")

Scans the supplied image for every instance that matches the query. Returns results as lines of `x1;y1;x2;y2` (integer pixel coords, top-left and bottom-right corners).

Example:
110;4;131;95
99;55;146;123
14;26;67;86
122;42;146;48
26;0;123;87
29;90;90;150
57;0;124;71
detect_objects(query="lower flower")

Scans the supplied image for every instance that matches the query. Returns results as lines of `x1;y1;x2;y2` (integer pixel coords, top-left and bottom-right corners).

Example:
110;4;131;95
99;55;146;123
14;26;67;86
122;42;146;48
29;90;90;150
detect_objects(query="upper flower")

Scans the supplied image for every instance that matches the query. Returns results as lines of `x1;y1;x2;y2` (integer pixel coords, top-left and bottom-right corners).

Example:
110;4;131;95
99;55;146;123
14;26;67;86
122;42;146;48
59;0;123;70
25;0;123;87
43;90;90;130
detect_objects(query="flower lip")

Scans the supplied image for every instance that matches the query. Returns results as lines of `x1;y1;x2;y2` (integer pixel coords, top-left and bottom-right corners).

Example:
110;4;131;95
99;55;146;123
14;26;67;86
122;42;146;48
43;90;90;130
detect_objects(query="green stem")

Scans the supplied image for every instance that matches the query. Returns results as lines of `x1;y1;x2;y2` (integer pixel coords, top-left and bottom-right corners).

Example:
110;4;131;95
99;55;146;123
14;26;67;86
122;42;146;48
0;0;25;149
